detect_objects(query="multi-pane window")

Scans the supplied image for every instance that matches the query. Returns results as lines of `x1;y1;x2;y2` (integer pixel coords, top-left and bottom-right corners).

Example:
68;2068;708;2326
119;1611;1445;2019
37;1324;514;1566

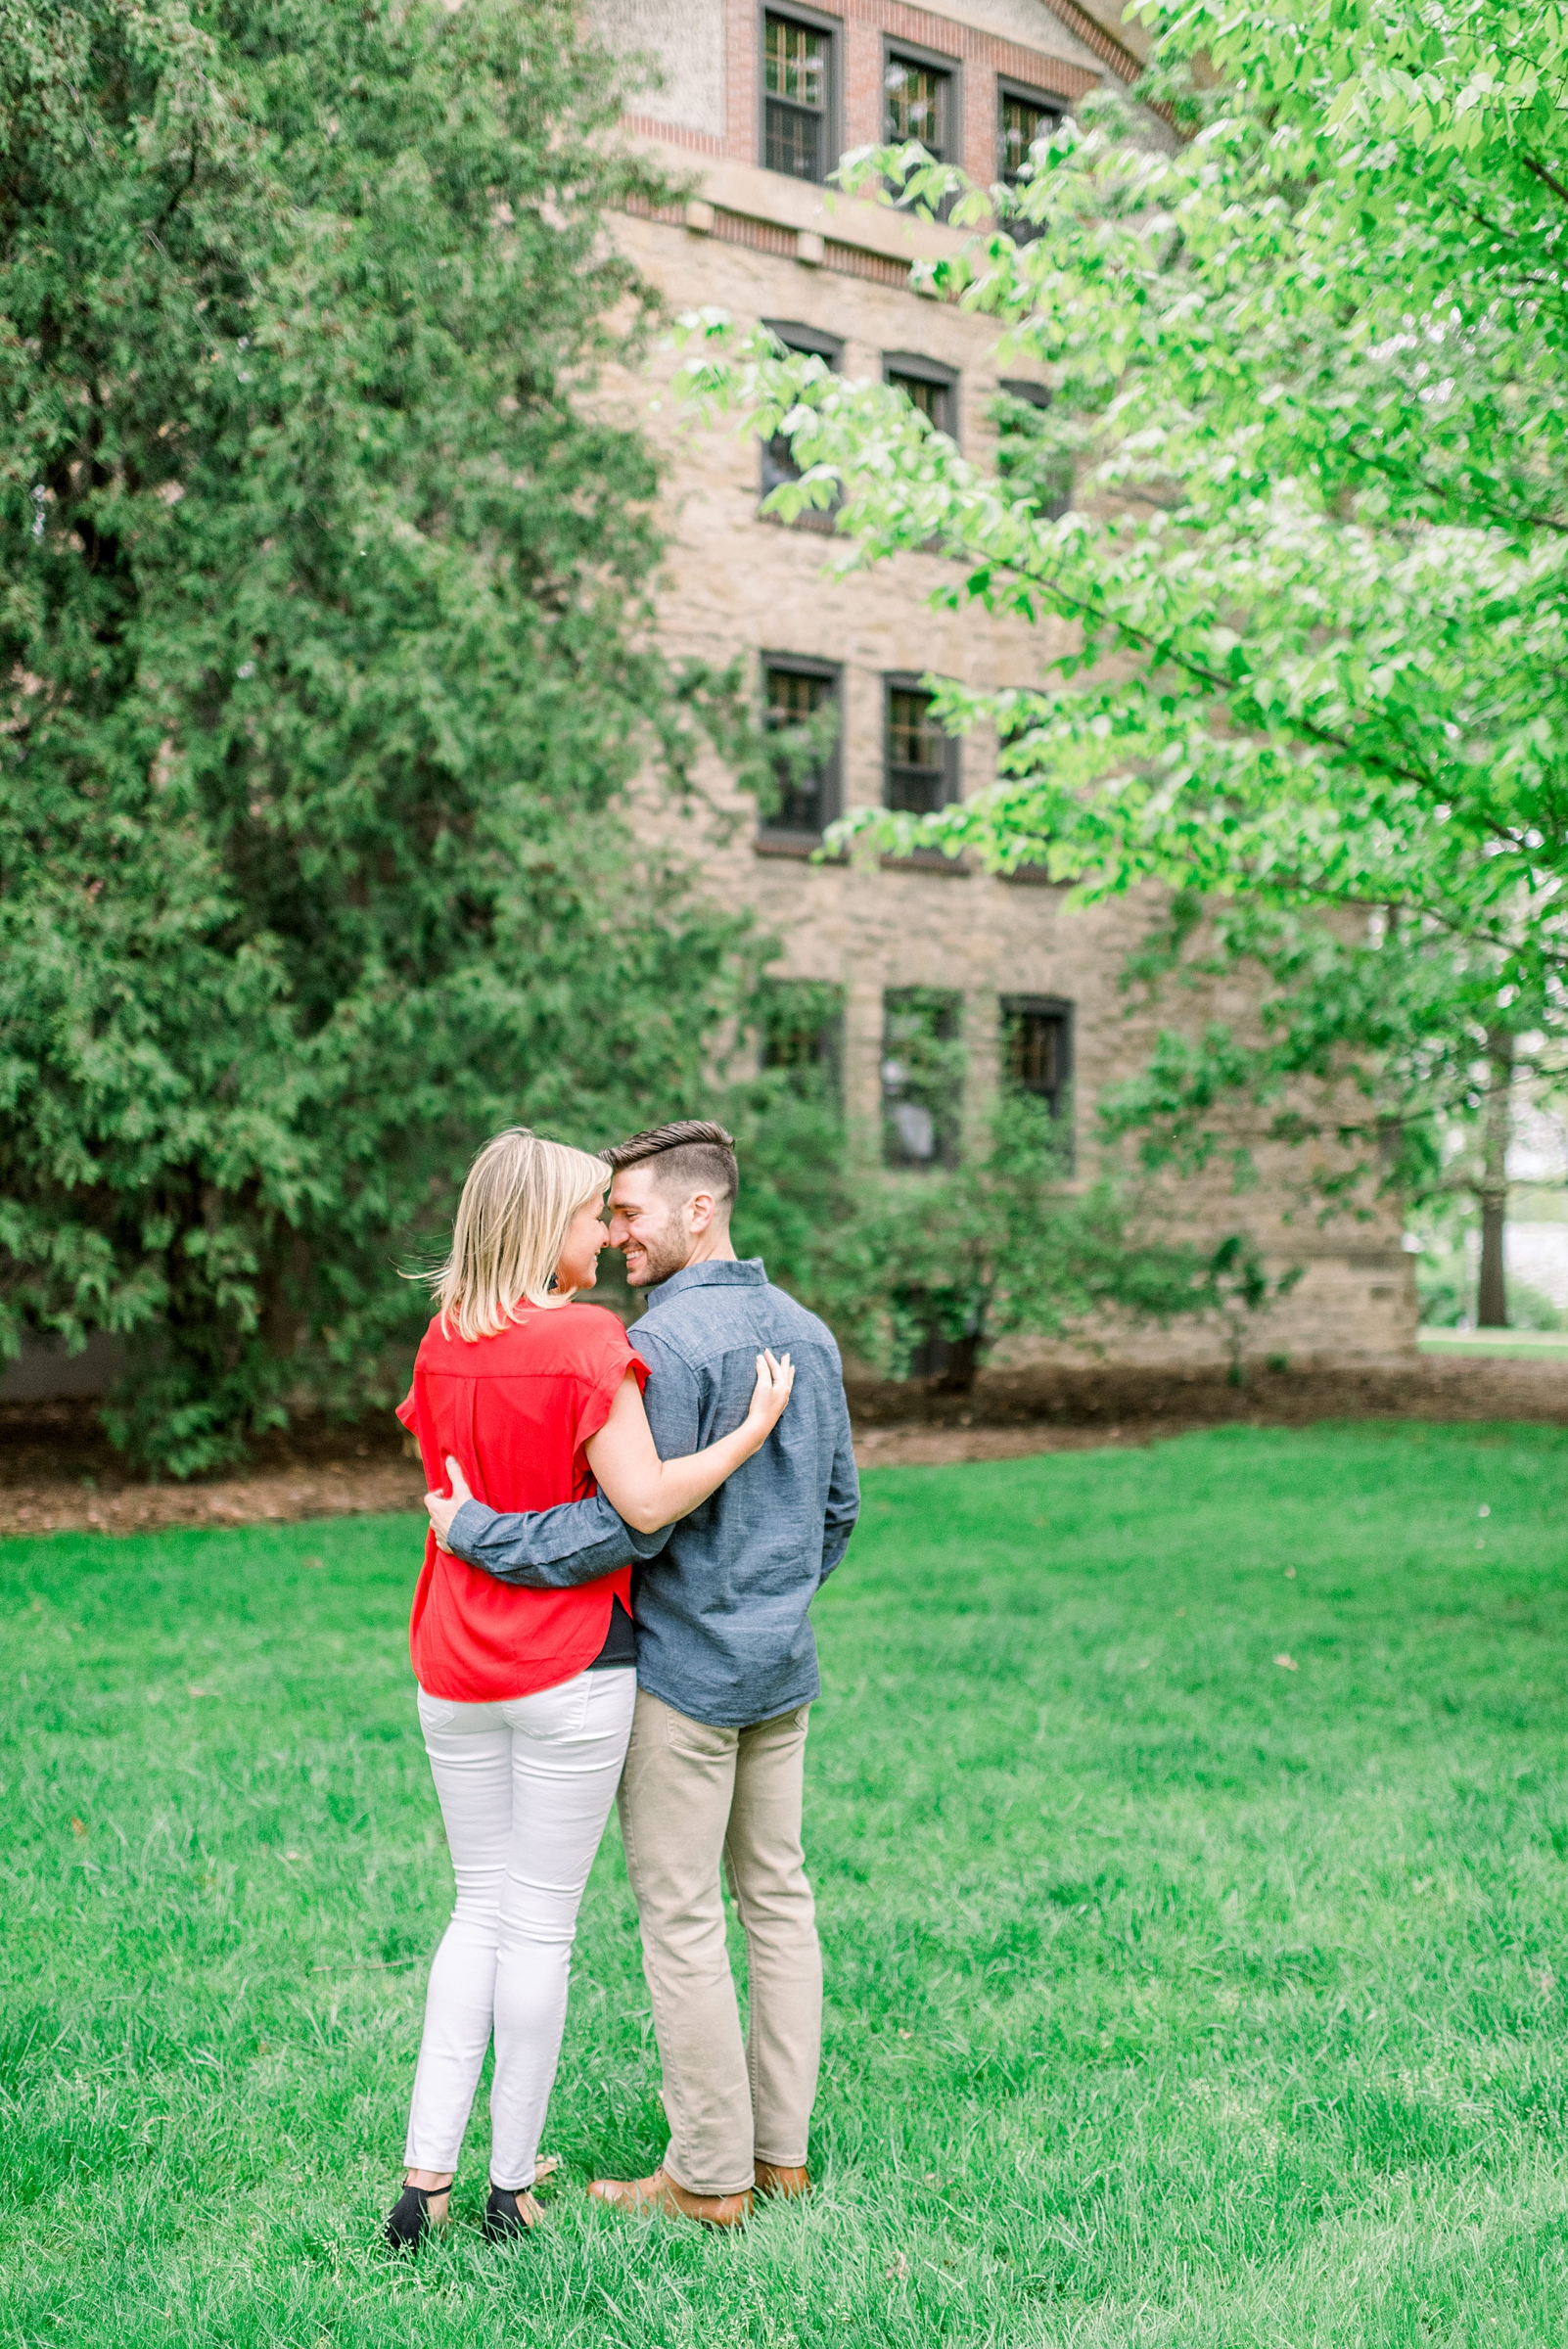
764;12;832;183
998;87;1062;188
761;658;841;839
886;51;951;158
882;988;962;1167
761;978;845;1103
760;319;842;530
885;353;958;446
884;679;956;816
1002;995;1073;1121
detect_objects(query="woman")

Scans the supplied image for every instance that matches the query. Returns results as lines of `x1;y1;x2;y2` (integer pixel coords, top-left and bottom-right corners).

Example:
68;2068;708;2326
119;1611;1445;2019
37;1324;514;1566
385;1128;793;2251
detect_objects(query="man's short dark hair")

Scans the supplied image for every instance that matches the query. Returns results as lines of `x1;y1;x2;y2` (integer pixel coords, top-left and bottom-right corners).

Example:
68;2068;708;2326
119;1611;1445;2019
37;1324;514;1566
603;1120;738;1213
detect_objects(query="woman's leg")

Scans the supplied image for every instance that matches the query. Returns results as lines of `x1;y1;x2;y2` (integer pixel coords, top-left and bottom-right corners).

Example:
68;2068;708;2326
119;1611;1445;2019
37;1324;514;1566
403;1690;514;2182
487;1668;637;2192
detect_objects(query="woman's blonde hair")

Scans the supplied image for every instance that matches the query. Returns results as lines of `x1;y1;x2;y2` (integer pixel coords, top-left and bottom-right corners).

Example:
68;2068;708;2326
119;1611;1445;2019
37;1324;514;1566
434;1128;607;1341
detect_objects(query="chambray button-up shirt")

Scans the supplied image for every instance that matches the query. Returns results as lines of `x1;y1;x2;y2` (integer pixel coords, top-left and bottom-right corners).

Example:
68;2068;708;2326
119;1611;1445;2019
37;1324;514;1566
446;1259;860;1728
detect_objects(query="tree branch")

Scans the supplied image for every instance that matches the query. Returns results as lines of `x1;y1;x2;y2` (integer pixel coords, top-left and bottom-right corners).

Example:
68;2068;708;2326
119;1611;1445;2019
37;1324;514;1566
1522;154;1568;207
152;141;201;235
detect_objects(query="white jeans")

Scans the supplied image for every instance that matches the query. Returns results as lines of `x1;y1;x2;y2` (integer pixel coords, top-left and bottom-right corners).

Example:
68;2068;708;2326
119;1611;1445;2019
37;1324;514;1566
403;1668;635;2189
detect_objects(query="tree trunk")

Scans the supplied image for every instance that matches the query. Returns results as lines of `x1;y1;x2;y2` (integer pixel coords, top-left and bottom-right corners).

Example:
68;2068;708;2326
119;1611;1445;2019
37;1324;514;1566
934;1333;981;1395
1476;1029;1514;1328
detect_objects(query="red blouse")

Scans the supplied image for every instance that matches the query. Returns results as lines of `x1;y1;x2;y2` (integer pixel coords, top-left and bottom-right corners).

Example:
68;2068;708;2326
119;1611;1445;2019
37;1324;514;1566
395;1303;645;1703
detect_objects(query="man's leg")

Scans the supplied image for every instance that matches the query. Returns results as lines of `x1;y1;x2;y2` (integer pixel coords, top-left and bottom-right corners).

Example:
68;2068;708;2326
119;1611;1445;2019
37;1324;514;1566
612;1688;756;2200
724;1705;821;2180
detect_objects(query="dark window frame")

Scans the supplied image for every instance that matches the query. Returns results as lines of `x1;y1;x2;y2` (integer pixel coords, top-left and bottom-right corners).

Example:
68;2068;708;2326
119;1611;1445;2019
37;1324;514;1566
758;651;844;845
882;985;963;1170
882;33;963;167
883;671;960;819
760;2;844;186
883;348;960;444
759;319;844;529
1000;993;1074;1125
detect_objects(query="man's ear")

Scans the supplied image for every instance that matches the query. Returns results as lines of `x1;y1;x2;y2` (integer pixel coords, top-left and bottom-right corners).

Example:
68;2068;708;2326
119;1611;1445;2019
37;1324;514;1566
686;1189;717;1235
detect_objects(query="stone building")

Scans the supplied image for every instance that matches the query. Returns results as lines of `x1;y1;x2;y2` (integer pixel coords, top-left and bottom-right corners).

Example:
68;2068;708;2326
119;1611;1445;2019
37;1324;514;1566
587;0;1415;1372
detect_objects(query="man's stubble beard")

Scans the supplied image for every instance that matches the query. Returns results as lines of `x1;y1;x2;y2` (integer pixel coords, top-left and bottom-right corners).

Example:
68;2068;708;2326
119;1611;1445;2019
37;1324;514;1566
623;1221;693;1291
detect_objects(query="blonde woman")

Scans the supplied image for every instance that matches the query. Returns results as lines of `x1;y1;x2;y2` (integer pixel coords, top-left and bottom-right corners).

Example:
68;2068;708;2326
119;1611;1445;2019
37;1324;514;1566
384;1128;794;2252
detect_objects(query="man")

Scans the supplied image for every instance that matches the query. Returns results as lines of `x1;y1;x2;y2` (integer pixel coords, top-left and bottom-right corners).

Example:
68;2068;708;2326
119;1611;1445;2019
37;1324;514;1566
426;1119;858;2225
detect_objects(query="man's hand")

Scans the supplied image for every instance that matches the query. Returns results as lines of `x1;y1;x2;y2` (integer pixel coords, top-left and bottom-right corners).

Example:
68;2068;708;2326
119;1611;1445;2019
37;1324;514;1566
425;1455;476;1554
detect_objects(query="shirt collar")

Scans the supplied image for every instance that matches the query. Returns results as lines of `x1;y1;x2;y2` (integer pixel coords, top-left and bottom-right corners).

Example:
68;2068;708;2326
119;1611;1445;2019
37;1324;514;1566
642;1257;767;1312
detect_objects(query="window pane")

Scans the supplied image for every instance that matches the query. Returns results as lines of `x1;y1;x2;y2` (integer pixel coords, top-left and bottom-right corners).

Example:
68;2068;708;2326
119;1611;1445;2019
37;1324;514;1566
764;667;833;833
885;685;946;814
888;371;946;430
1002;1001;1071;1132
886;57;945;157
883;988;961;1167
766;16;825;107
1009;1011;1060;1095
761;430;799;498
761;979;844;1102
888;688;941;768
1000;95;1056;185
765;100;822;179
992;385;1074;520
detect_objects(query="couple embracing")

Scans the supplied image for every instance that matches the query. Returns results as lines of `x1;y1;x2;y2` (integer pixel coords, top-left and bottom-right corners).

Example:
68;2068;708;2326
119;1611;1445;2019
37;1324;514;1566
384;1119;858;2250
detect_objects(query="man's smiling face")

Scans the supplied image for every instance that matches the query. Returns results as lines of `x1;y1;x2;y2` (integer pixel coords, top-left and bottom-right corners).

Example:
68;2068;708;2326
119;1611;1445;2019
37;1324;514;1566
607;1162;694;1290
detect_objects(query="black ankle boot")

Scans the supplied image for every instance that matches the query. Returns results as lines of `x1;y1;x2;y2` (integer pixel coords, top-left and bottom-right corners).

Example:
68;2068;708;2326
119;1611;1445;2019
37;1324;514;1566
484;2185;535;2242
383;2183;442;2254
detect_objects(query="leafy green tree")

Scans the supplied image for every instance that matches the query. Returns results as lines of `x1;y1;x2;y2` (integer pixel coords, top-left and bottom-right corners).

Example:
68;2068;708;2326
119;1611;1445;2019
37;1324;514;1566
0;0;752;1472
675;0;1568;1327
805;1089;1287;1395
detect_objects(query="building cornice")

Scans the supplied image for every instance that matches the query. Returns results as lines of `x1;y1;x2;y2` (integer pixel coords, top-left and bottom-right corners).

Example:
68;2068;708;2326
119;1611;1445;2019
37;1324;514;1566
621;138;984;265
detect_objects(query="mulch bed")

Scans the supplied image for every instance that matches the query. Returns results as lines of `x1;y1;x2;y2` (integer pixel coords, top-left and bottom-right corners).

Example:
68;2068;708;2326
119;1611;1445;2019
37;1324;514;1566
3;1356;1564;1540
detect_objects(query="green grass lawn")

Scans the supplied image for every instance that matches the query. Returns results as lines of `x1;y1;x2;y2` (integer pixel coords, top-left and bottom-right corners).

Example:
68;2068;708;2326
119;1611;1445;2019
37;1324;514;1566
5;1424;1568;2347
1418;1330;1568;1359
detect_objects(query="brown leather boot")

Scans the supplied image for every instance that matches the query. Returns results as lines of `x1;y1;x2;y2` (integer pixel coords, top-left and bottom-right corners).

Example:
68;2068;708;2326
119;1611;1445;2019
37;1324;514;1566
586;2167;753;2228
754;2161;810;2200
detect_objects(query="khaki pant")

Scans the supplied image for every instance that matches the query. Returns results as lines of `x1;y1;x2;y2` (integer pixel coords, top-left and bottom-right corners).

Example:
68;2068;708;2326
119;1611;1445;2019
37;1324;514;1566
616;1687;822;2198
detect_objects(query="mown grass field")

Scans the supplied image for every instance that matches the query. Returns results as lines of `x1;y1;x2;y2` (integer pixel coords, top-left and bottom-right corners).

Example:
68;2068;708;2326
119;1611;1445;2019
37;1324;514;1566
4;1423;1568;2347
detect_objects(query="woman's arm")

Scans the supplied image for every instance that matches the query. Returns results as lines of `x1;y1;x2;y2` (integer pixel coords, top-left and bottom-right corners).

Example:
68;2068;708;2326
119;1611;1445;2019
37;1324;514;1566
583;1352;794;1534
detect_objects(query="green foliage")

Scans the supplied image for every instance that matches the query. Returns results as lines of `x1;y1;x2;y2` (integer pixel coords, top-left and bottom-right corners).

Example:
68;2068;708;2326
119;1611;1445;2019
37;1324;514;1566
725;981;850;1295
9;1426;1568;2339
674;0;1568;1288
0;0;755;1473
989;386;1074;522
880;987;964;1170
1196;1231;1305;1385
1507;1281;1567;1336
1416;1246;1469;1329
806;1089;1268;1389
